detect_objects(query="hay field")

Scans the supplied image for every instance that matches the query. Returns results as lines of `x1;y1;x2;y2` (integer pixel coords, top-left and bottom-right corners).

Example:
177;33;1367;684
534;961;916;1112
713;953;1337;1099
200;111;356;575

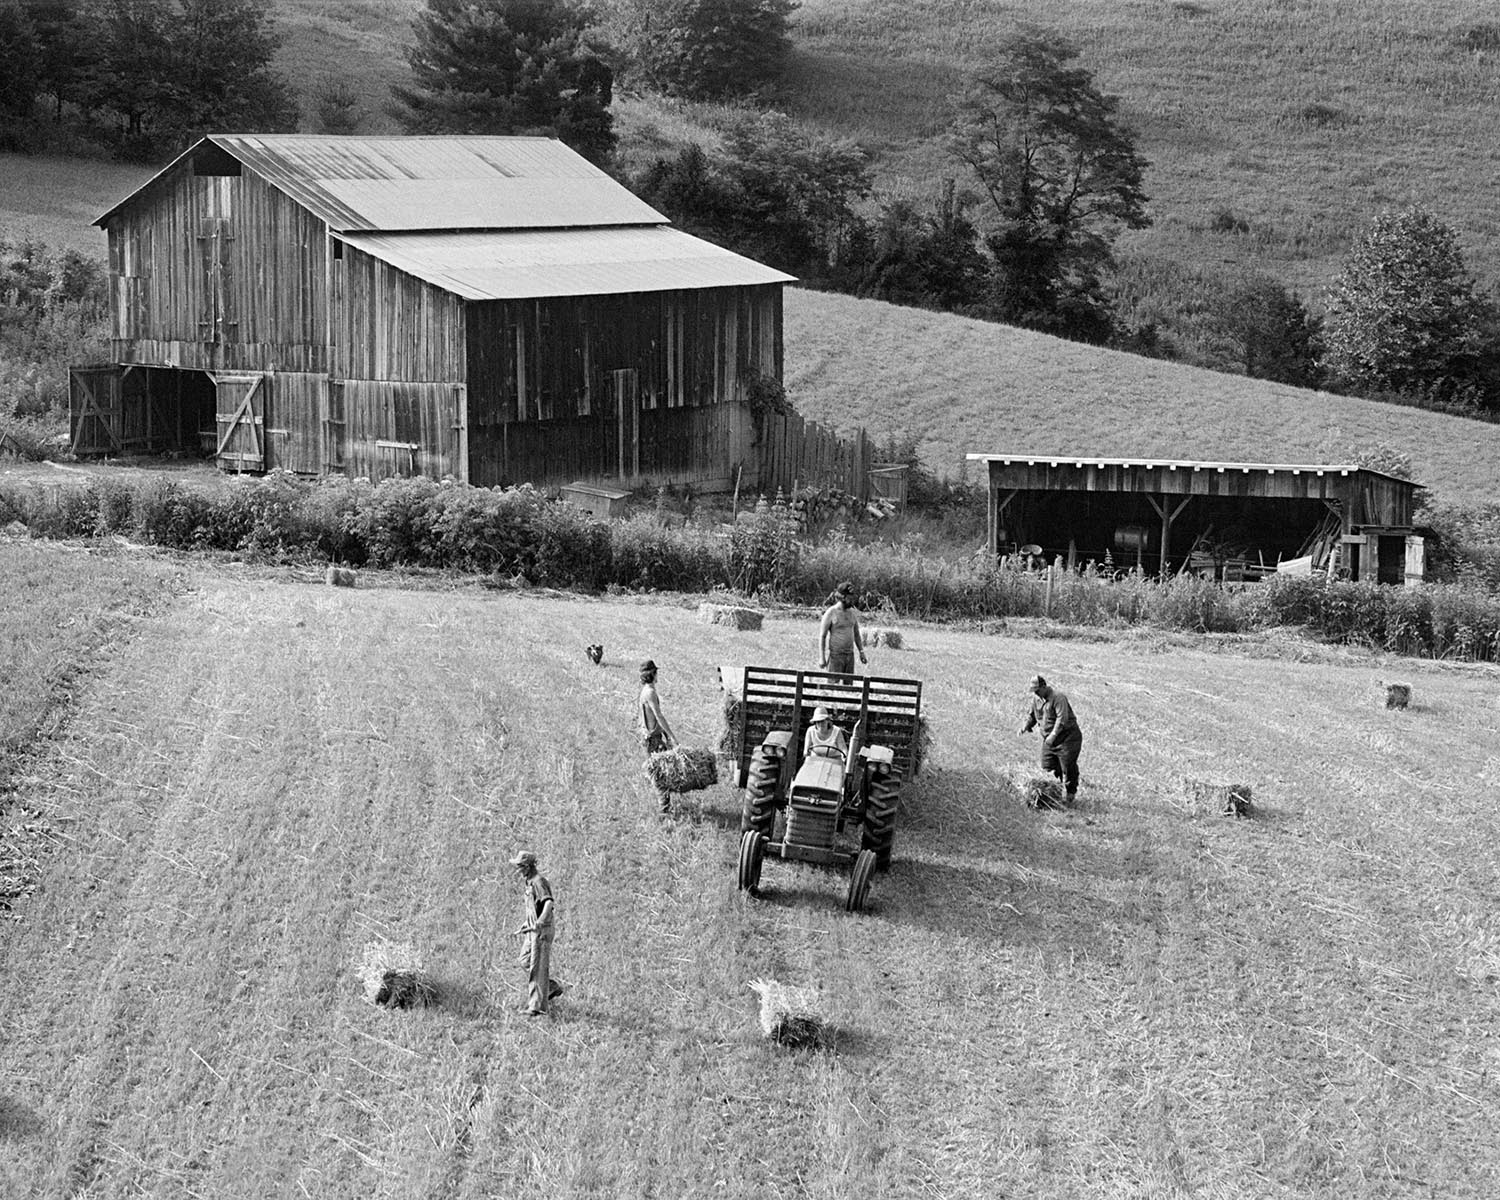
2;552;1498;1197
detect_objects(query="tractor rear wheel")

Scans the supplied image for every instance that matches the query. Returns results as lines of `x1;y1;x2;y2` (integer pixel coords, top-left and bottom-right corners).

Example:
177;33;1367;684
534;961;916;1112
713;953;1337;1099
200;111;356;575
860;773;900;870
845;849;876;912
740;746;782;836
738;830;767;894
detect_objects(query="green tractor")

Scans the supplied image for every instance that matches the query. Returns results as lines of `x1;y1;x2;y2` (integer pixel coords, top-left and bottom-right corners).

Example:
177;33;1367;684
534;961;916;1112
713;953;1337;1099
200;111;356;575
720;665;923;912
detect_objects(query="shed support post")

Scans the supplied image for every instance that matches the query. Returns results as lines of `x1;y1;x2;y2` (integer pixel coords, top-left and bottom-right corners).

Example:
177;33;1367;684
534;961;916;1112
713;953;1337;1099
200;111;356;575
1147;494;1192;577
988;485;1019;558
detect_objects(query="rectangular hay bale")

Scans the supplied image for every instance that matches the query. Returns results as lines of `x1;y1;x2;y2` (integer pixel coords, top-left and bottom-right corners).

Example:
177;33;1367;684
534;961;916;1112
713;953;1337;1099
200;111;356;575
646;745;719;793
1182;777;1253;817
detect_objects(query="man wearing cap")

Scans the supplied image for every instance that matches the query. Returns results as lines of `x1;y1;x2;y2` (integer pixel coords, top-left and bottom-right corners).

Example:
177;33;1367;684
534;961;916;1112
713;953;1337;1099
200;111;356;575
803;705;849;760
819;582;867;682
638;659;678;812
511;850;558;1016
1019;674;1083;803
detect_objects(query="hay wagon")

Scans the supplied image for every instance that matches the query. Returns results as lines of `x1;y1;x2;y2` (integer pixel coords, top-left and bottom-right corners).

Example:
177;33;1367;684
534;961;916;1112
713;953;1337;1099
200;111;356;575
719;665;923;912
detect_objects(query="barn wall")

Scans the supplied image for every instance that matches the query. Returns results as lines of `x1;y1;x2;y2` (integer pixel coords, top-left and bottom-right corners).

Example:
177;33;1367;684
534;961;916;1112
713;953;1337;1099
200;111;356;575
464;284;779;487
104;159;329;375
330;245;466;383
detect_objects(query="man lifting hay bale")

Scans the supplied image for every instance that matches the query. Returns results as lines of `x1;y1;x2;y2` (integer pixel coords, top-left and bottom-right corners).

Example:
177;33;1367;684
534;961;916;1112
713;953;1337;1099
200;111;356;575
1018;674;1083;805
639;659;679;813
819;581;867;681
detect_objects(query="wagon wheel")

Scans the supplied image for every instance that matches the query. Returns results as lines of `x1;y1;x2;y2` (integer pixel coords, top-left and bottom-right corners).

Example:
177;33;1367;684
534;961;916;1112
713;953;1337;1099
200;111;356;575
738;830;767;895
860;772;900;870
740;745;782;836
845;849;876;913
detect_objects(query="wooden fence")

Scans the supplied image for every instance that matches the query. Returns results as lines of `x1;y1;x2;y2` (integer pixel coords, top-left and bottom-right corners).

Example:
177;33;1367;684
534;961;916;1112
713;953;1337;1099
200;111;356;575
758;412;873;502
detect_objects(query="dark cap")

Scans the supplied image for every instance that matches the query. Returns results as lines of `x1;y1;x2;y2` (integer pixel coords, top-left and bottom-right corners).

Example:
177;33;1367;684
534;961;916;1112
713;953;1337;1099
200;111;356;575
640;659;657;673
835;580;855;596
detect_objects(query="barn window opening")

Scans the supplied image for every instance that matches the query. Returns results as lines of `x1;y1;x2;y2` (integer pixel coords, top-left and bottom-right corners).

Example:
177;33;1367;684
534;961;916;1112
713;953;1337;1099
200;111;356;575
331;239;344;260
192;143;242;177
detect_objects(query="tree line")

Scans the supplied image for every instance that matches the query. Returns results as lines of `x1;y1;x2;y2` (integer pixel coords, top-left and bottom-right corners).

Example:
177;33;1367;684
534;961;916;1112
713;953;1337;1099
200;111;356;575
3;0;1497;415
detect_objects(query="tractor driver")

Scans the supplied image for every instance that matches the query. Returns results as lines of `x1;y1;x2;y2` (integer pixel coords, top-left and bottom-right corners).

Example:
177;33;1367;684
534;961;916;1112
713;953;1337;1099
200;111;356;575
803;705;849;761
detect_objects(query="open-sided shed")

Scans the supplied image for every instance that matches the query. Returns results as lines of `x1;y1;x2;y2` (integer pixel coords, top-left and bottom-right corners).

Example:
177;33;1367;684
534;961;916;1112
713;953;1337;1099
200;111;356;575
71;134;793;489
967;454;1427;584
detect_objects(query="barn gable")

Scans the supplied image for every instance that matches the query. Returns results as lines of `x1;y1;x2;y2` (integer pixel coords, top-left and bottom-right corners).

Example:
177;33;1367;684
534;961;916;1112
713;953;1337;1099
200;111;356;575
75;134;795;490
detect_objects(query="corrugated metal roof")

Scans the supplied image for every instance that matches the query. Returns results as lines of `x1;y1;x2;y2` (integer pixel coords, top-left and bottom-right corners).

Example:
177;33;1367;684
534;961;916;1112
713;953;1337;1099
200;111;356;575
338;227;796;299
964;453;1422;488
96;134;665;231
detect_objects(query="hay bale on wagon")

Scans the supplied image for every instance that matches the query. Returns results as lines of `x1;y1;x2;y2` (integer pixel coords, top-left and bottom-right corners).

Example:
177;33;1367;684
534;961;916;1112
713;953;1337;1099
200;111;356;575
908;715;931;776
748;979;828;1048
718;691;742;760
358;940;435;1009
868;627;904;650
1182;777;1253;818
698;603;764;631
646;746;718;793
1384;682;1412;710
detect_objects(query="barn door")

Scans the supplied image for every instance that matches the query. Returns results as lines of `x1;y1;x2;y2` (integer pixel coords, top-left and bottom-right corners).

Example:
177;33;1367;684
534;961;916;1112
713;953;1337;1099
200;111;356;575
213;372;266;473
70;366;123;456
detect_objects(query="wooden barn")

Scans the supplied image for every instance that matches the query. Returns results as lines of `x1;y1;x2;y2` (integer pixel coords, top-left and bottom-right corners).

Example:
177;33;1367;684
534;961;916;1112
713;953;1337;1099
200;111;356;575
70;134;794;489
967;453;1429;585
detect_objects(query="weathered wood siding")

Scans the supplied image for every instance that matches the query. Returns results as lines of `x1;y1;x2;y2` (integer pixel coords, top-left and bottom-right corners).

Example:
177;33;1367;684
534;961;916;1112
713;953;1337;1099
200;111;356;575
324;245;468;480
469;402;750;490
465;285;779;487
105;160;328;374
330;245;466;383
984;461;1416;527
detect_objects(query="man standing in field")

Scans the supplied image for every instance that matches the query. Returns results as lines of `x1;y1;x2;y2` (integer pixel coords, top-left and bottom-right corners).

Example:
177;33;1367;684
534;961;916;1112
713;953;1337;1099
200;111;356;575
512;850;559;1017
638;659;678;812
1019;674;1083;803
819;581;867;681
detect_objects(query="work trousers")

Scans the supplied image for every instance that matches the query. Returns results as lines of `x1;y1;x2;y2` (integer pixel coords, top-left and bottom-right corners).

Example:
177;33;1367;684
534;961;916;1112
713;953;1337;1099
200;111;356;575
519;931;554;1014
1040;730;1082;798
643;729;671;809
825;648;856;682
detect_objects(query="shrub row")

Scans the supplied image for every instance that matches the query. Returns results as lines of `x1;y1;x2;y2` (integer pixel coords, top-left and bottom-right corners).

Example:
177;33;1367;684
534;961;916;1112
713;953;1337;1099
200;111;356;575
2;472;1498;662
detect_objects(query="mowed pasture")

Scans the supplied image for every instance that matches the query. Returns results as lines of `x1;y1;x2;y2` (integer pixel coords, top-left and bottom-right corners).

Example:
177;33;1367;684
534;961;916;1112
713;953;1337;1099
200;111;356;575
2;550;1499;1197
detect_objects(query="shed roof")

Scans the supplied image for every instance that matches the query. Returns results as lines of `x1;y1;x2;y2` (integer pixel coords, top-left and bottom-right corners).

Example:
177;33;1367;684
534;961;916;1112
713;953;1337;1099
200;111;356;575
96;134;666;232
338;227;795;299
965;453;1422;489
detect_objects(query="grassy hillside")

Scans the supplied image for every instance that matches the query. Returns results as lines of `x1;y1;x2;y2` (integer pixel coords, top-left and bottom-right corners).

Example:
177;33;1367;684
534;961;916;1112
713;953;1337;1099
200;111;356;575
785;288;1500;501
1;551;1497;1196
0;156;148;254
782;0;1500;293
262;0;1500;296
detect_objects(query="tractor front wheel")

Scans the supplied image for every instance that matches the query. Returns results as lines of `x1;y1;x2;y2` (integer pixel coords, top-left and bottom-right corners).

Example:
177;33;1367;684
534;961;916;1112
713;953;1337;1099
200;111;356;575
845;849;876;912
860;773;900;870
738;831;767;894
741;745;782;836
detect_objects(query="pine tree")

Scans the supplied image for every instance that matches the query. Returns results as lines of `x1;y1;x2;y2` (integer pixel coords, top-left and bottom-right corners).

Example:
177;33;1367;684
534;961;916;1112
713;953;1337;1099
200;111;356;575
393;0;615;163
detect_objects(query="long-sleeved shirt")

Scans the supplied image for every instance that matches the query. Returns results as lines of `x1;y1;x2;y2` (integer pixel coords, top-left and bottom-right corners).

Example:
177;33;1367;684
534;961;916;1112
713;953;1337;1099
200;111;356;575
1023;689;1081;744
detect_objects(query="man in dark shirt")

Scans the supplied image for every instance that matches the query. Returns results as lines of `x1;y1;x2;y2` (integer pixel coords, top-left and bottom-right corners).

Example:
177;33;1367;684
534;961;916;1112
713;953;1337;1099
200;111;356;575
1019;674;1083;803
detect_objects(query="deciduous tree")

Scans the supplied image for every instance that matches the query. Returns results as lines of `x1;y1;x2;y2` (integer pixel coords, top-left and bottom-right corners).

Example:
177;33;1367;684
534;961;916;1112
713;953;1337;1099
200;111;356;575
393;0;615;163
1322;207;1494;408
613;0;797;100
949;31;1150;341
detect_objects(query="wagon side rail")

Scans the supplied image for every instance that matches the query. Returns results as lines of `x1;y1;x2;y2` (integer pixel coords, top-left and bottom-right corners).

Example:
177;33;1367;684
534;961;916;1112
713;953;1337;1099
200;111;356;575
721;665;922;788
